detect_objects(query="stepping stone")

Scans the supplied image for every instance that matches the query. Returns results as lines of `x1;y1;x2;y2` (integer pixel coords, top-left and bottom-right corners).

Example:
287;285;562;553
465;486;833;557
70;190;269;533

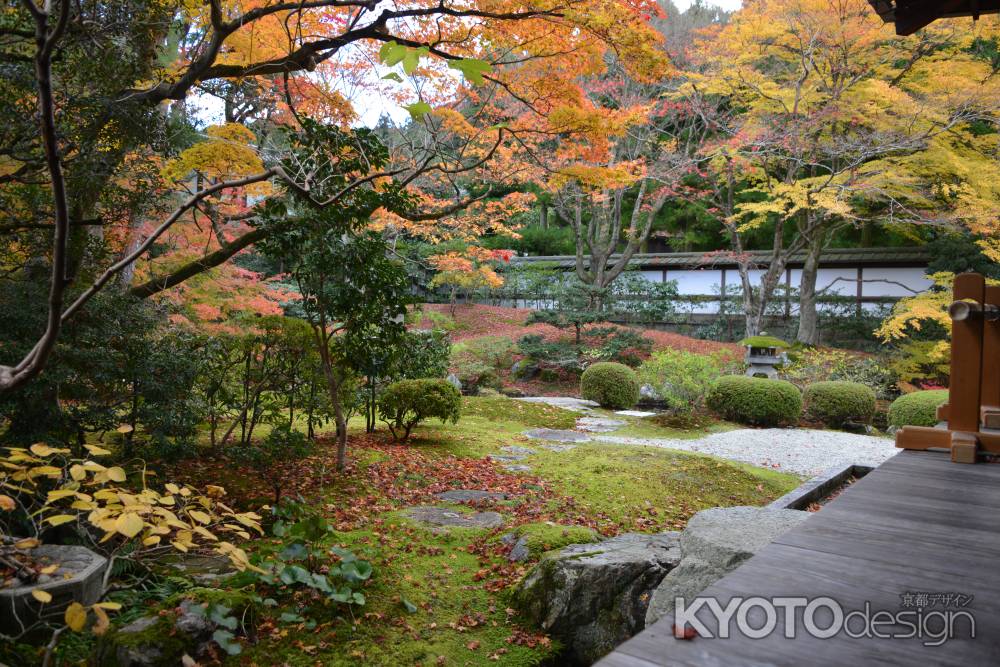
615;410;657;417
435;490;506;502
501;445;537;455
576;417;625;433
504;464;532;473
490;454;527;462
542;444;578;453
403;505;503;529
524;428;591;443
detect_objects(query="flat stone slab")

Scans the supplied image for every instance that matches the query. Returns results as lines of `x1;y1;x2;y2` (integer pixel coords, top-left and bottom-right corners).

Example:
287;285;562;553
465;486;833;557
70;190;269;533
435;490;507;502
501;445;537;455
542;444;577;453
576;417;626;433
516;397;599;412
403;506;503;529
615;410;658;417
490;453;527;462
679;506;809;567
504;464;532;472
523;428;591;442
645;506;809;625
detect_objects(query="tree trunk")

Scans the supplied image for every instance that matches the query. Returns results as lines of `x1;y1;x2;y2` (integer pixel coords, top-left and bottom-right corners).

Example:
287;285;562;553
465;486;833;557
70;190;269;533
315;332;349;472
796;230;824;346
539;201;548;230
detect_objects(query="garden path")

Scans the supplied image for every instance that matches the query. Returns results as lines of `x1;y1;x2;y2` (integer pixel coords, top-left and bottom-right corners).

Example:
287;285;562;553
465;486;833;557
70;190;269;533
515;396;898;476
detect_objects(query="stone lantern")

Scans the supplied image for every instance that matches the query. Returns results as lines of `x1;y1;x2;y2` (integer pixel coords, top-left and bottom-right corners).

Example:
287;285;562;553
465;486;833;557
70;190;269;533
740;333;789;379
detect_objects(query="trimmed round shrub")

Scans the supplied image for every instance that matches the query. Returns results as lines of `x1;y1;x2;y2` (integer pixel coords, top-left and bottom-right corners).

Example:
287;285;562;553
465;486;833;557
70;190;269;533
888;389;949;428
377;378;462;442
803;381;876;429
706;376;802;427
580;362;640;409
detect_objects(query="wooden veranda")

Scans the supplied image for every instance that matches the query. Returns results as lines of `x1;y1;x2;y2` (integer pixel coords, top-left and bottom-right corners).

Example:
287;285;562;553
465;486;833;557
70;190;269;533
597;449;1000;666
598;273;1000;665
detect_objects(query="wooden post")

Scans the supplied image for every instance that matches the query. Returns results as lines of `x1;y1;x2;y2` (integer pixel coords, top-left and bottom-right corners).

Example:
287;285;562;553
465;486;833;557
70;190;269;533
981;285;1000;428
855;267;863;318
948;273;985;433
895;272;1000;461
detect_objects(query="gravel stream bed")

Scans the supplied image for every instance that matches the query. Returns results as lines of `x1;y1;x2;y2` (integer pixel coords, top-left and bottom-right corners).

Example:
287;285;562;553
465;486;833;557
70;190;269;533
592;429;898;477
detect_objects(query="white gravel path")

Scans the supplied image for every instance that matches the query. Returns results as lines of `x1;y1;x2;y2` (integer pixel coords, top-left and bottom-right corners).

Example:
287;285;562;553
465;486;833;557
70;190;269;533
593;429;898;477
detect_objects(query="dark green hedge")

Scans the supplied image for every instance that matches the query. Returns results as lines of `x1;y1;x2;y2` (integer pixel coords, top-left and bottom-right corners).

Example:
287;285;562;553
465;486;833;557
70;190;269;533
888;389;949;428
580;362;639;410
804;381;877;429
706;375;802;427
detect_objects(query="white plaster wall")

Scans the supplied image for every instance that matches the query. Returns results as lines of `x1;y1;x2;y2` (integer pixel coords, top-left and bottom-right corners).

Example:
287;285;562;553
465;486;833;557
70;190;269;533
860;267;932;297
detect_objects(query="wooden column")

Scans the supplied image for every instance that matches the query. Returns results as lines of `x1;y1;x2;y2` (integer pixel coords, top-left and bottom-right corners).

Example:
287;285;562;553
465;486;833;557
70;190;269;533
981;285;1000;427
949;273;985;433
720;268;726;315
855;267;863;317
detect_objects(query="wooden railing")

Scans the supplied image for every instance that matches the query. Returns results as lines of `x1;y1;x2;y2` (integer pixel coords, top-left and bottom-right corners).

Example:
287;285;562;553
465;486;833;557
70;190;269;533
896;272;1000;463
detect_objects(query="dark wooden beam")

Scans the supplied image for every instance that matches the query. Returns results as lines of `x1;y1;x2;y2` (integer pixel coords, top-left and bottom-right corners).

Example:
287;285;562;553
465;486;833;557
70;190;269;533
868;0;1000;35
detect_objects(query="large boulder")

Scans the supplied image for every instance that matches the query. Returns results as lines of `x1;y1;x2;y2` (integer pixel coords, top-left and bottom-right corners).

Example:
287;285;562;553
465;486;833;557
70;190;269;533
645;506;808;625
512;532;681;665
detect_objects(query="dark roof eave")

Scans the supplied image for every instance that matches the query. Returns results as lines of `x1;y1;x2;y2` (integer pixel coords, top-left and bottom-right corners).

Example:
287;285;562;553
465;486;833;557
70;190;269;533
510;247;931;270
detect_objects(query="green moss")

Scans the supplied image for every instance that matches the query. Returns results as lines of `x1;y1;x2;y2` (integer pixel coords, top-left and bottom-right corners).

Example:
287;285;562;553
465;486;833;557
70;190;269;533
460;396;577;430
528;443;799;531
237;522;559;667
738;335;789;349
514;522;600;554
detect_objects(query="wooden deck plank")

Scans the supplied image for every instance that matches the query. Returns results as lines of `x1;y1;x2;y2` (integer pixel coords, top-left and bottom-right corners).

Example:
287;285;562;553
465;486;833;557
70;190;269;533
596;450;1000;666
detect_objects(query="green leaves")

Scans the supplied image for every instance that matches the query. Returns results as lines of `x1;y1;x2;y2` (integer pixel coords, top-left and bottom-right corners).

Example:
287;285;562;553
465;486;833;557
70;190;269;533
379;40;492;87
379;41;429;74
404;101;432;119
448;58;492;86
213;629;242;656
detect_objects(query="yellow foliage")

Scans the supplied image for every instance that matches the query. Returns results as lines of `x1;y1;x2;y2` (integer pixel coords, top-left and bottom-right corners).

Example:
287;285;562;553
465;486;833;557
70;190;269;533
551;162;644;191
0;445;263;574
162;123;268;193
876;272;956;341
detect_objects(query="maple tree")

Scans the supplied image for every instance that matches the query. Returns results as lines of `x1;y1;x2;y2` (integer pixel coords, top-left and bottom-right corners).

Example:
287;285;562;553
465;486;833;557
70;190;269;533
0;0;668;392
682;0;1000;342
428;247;513;311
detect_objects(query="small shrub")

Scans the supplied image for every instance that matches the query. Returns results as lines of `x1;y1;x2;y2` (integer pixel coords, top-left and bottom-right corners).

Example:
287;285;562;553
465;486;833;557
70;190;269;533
887;389;949;428
803;381;876;429
583;326;653;368
783;348;899;400
377;378;462;441
235;425;314;504
637;350;723;415
580;362;640;409
518;335;582;374
706;375;802;427
451;335;515;393
424;310;457;331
